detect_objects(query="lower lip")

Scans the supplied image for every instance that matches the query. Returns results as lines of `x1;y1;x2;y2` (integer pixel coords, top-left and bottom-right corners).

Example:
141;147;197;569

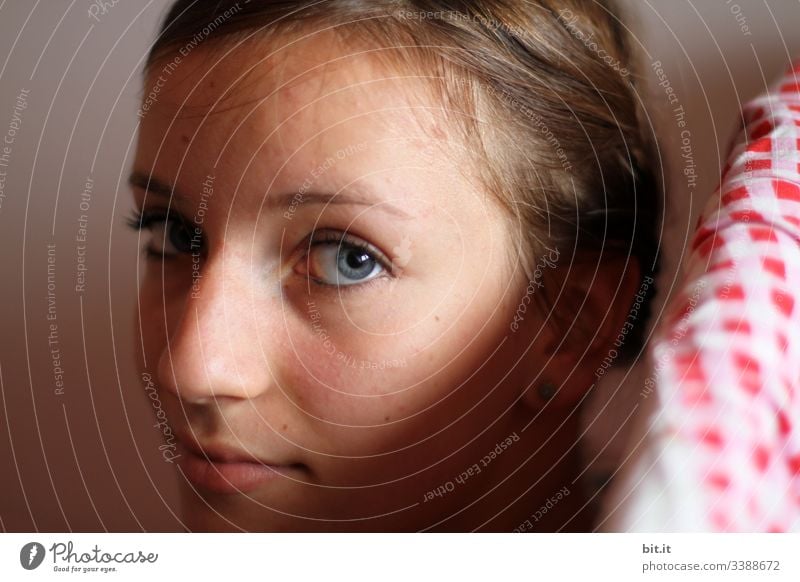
178;450;293;494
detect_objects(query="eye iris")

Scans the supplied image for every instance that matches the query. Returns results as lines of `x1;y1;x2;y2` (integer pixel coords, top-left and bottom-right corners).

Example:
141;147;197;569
338;246;375;280
169;221;195;253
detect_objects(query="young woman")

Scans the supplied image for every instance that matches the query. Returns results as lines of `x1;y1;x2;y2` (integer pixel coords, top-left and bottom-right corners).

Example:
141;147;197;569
129;0;798;531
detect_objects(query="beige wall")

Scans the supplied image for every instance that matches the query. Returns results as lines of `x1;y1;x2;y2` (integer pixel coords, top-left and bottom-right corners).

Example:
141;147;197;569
0;1;797;531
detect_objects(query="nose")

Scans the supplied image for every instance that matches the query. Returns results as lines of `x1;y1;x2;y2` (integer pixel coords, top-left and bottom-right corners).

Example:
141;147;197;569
157;254;274;403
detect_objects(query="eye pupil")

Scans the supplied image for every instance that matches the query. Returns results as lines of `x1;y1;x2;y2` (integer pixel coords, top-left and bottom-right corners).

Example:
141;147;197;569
337;247;376;281
346;251;369;269
169;221;195;253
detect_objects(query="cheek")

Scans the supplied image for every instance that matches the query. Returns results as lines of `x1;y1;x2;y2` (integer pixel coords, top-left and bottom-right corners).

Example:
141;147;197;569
136;280;165;370
136;269;188;370
279;329;418;422
281;291;513;430
276;329;444;458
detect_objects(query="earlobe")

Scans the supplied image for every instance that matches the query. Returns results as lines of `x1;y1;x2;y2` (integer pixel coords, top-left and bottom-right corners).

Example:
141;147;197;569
520;353;595;412
518;325;592;411
519;254;642;412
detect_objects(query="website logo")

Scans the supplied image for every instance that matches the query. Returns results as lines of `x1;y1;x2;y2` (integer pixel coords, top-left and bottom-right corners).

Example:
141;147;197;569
20;542;46;570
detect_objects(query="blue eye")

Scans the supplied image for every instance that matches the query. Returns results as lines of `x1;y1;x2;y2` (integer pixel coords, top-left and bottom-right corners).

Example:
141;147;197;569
298;232;388;287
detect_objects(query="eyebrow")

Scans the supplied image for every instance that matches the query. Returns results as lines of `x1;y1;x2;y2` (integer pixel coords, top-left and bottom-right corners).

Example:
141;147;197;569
265;189;413;219
128;171;187;202
129;170;413;219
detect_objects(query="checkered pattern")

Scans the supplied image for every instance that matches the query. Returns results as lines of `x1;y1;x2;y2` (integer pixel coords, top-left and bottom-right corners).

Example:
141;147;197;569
604;61;800;531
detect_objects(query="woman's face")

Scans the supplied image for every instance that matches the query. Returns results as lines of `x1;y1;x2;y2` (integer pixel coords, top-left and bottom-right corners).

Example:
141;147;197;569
131;34;556;531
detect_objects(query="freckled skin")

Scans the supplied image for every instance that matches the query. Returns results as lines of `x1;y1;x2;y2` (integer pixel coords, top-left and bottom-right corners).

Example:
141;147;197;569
133;32;593;531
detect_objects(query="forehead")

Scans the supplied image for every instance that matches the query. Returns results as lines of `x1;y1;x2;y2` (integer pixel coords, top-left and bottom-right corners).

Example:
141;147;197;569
140;31;445;149
134;30;474;209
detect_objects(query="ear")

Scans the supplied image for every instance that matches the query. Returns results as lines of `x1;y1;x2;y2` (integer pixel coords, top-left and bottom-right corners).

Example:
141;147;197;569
520;254;642;411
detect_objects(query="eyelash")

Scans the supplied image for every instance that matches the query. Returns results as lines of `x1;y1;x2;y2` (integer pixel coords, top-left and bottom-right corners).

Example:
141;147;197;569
126;208;199;259
126;208;164;230
127;210;395;288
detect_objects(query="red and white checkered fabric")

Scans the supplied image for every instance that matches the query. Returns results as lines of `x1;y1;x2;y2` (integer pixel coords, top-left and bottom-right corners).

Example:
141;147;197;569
604;60;800;531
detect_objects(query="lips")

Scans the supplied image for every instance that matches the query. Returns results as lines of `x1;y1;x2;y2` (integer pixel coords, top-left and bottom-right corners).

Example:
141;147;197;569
175;431;302;494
